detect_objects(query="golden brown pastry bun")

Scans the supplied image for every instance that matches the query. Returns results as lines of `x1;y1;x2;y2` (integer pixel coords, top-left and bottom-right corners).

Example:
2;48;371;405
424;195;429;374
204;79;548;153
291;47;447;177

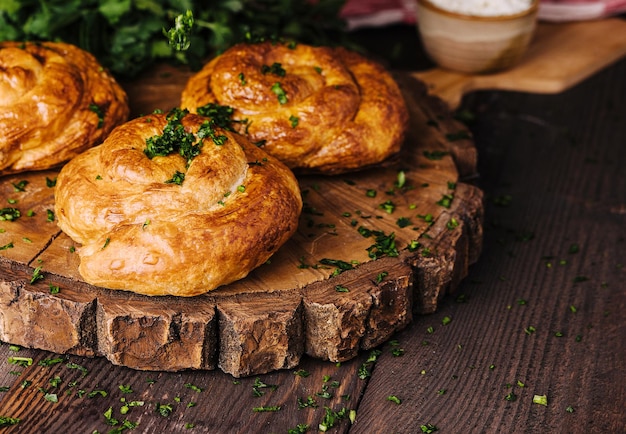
54;110;302;297
181;41;409;174
0;41;129;175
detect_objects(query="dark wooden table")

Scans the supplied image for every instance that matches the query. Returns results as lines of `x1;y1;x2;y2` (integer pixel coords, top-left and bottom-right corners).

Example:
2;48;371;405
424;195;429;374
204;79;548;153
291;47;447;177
1;22;625;434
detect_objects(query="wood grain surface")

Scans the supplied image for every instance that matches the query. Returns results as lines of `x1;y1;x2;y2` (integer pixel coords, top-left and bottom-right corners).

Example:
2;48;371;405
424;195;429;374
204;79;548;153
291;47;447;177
0;70;483;377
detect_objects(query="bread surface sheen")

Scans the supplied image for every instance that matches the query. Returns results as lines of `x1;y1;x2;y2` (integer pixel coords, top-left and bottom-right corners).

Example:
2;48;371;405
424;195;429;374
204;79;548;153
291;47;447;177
181;41;409;174
0;41;129;175
54;111;302;297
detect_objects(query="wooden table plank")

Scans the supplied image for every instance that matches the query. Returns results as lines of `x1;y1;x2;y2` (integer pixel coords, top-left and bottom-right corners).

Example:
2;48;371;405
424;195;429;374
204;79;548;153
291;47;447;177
351;50;626;434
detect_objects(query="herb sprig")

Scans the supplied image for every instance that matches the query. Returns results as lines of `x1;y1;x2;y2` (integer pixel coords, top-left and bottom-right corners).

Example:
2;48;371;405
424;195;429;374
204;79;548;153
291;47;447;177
0;1;349;78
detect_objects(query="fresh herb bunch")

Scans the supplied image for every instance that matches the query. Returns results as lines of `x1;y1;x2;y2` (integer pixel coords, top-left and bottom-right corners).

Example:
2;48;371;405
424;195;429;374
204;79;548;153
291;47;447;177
0;0;349;78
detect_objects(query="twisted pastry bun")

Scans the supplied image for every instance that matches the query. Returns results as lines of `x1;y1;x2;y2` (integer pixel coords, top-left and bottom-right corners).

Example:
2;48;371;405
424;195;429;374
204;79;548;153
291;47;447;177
0;41;129;175
181;41;409;174
54;109;302;297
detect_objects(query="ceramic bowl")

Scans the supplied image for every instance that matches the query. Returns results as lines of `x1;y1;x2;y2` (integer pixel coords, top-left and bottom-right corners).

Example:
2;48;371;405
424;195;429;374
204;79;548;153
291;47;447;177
415;0;539;74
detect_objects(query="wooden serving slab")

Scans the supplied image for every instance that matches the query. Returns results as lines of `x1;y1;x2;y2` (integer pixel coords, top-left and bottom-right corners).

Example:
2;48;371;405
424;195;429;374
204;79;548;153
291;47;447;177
414;18;626;109
0;70;483;377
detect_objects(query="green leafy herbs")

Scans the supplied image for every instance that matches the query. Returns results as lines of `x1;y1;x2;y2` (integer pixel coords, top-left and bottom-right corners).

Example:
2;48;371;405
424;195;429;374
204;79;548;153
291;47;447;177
89;103;105;128
165;171;185;185
358;227;399;259
144;108;229;185
358;349;382;379
144;109;196;160
30;266;44;284
318;258;354;277
271;82;288;104
196;103;235;130
0;416;20;427
12;180;28;192
197;119;228;146
0;208;21;221
0;1;349;78
163;9;194;52
421;423;439;433
8;356;33;367
318;406;349;432
261;62;286;76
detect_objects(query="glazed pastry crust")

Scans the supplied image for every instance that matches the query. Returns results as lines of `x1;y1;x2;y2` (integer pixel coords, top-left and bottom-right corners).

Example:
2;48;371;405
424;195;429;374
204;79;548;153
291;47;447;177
54;112;302;297
181;41;409;174
0;41;129;175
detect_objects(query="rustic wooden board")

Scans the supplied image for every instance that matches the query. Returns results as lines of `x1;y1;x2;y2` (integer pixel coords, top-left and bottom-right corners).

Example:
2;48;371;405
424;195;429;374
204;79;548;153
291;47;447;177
414;19;626;109
0;70;483;377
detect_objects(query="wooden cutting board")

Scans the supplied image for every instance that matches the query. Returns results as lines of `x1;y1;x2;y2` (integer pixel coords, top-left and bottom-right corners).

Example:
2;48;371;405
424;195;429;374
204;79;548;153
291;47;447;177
414;18;626;109
0;70;482;377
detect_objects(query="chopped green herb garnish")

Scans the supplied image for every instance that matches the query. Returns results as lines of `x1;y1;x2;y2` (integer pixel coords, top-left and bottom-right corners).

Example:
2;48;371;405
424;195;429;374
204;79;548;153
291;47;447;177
8;356;32;367
89;103;105;128
335;285;349;293
155;402;174;417
396;217;411;228
533;394;548;406
39;357;64;367
12;180;28;192
446;217;459;230
318;406;349;432
30;266;44;284
505;391;517;401
271;82;288;104
163;9;193;51
436;193;454;208
46;177;57;188
119;384;133;394
253;405;281;412
261;62;286;77
289;114;299;128
196;103;235;130
376;271;388;283
378;200;395;214
387;395;402;404
420;423;439;433
44;392;58;403
66;362;89;377
293;369;310;377
0;208;20;221
184;383;203;393
0;416;20;427
358;349;382;379
288;423;310;434
0;242;14;250
165;171;185;185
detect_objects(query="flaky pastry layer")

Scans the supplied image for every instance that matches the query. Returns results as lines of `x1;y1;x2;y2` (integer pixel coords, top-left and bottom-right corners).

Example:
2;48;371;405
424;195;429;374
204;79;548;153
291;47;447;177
181;41;409;174
55;112;302;296
0;41;129;175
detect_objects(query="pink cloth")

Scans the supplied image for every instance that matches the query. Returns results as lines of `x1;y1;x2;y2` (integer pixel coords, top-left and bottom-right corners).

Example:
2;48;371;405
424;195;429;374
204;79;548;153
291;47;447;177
340;0;626;29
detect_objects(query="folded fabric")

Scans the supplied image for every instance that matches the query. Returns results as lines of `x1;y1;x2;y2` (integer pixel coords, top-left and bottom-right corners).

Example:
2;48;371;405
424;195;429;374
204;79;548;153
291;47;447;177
539;0;626;21
340;0;626;29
